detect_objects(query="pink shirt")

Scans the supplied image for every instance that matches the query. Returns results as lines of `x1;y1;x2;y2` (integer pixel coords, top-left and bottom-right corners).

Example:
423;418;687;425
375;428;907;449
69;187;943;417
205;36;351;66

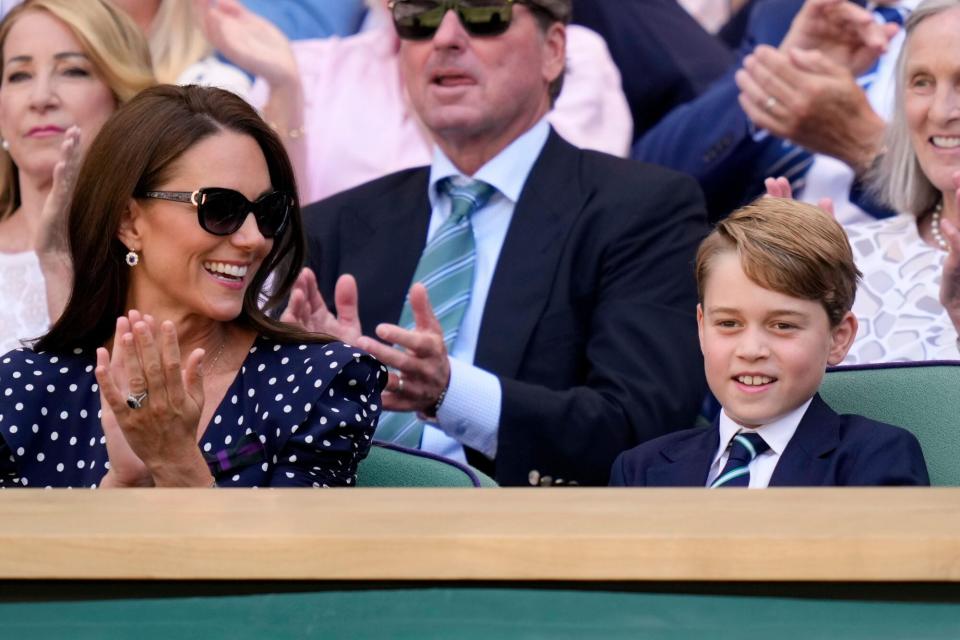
252;25;631;205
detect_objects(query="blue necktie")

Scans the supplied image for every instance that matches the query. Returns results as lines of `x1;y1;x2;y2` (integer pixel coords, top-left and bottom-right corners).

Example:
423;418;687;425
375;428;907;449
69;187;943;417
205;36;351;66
374;177;496;448
710;432;770;488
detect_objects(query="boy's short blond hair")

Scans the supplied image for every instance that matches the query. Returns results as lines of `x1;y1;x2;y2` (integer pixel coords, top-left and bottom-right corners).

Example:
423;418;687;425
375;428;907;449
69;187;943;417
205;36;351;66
695;197;862;327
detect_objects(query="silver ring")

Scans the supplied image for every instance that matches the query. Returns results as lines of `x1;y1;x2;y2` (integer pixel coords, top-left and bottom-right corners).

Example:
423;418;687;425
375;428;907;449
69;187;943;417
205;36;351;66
396;374;404;393
126;391;148;410
764;95;777;113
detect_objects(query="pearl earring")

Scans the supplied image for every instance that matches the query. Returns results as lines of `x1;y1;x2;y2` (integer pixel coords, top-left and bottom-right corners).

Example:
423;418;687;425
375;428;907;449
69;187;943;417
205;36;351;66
125;250;139;266
1;139;8;151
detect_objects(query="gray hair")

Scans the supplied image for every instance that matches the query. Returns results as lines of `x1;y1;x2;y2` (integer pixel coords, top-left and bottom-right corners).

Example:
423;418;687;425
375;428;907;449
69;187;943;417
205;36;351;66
874;0;960;216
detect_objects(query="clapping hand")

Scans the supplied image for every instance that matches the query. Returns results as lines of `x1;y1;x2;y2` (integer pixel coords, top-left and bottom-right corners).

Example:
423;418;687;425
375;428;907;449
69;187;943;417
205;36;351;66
780;0;899;75
194;0;298;88
95;311;212;488
34;126;82;321
281;269;363;344
738;46;885;174
35;126;81;256
764;176;835;217
938;172;960;329
357;284;450;415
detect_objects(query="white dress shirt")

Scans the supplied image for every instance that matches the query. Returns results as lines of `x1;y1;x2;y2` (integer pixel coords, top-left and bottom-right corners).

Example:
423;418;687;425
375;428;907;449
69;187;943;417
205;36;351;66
418;119;551;463
705;398;813;488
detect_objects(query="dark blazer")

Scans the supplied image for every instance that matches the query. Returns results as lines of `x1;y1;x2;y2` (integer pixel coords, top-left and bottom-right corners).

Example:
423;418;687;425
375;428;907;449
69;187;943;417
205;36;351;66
609;394;930;486
302;131;708;486
631;0;803;220
572;0;734;141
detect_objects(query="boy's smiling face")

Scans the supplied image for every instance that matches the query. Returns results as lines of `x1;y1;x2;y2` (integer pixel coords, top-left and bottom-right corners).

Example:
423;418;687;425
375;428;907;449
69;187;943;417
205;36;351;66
698;251;858;428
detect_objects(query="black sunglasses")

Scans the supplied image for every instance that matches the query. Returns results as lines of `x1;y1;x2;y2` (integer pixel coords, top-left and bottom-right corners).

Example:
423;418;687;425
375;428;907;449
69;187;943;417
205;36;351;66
143;187;292;239
389;0;525;40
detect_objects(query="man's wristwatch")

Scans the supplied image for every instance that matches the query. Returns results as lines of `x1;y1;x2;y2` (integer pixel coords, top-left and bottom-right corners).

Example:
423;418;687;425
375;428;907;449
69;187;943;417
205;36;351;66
421;385;448;421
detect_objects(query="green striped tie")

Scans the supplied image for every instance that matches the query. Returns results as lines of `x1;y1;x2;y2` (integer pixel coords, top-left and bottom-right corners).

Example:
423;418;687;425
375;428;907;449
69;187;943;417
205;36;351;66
374;177;497;447
710;432;770;488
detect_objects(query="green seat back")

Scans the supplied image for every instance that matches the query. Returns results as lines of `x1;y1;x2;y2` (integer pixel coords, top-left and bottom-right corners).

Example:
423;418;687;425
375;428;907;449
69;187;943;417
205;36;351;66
356;442;498;487
819;363;960;486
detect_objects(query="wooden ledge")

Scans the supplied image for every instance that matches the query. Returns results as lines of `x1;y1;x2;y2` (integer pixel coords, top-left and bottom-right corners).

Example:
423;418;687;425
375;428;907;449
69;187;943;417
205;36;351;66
0;488;957;581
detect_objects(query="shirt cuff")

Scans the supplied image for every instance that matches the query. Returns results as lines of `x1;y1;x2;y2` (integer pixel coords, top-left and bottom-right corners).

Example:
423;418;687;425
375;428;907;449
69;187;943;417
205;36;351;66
433;357;501;458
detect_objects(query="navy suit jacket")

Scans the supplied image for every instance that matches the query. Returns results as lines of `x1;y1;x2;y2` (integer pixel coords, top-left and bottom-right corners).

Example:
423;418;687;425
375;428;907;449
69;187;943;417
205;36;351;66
301;131;708;486
609;394;930;486
632;0;804;221
572;0;733;141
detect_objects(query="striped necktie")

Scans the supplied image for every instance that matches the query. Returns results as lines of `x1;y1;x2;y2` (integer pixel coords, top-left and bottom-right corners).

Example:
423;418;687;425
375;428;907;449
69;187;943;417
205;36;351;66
374;177;497;448
710;432;770;488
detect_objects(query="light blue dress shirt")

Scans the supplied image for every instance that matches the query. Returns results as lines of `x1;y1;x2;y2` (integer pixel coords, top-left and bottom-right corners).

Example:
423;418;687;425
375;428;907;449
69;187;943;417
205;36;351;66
419;120;551;463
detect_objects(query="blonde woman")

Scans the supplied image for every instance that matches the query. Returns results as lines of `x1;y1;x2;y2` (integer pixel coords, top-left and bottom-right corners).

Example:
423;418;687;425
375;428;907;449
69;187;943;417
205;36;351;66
0;0;154;353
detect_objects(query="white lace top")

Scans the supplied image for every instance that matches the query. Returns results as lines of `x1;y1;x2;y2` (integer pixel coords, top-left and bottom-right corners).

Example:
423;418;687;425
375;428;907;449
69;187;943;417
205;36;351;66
844;214;957;363
0;251;49;354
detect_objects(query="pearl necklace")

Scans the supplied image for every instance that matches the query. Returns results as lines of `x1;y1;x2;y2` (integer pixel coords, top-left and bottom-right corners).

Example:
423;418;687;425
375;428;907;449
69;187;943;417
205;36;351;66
930;201;949;252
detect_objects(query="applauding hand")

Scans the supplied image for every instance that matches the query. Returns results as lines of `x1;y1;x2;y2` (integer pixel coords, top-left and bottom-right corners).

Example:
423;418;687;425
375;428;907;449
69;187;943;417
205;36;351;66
358;284;450;416
281;269;363;344
95;311;213;487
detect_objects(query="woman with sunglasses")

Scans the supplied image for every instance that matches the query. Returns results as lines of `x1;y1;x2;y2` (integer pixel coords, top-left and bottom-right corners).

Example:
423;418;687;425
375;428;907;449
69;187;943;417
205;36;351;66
0;84;385;488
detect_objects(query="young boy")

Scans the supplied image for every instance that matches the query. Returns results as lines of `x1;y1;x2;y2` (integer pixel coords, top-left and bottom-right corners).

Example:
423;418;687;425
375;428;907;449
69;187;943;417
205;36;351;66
610;198;930;487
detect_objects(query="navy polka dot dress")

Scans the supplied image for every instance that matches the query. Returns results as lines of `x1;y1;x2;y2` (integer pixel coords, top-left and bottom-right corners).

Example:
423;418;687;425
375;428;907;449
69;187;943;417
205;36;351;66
0;337;386;488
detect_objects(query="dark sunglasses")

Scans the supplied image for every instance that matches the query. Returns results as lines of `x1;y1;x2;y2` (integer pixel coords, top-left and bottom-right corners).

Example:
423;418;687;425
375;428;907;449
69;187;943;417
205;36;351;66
389;0;525;40
143;187;292;239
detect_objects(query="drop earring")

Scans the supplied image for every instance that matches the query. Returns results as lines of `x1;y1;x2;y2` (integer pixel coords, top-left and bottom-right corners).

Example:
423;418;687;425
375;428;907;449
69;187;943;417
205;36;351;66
125;249;139;266
1;139;9;151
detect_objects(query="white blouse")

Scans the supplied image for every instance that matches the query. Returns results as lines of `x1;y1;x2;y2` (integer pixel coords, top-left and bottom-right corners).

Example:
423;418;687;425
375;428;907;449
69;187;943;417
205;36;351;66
0;251;49;354
844;214;957;363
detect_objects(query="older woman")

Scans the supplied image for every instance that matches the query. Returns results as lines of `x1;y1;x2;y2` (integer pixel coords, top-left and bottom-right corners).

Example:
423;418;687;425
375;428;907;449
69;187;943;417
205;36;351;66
768;0;960;363
0;85;385;488
0;0;154;354
841;0;960;362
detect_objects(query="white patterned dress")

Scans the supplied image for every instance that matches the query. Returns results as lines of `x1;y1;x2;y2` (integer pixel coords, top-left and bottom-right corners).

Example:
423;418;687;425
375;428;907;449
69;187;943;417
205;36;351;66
0;251;49;354
844;214;957;363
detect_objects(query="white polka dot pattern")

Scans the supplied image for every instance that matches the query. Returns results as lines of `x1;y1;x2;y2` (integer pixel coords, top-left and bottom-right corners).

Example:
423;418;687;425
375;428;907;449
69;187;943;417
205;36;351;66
0;338;385;488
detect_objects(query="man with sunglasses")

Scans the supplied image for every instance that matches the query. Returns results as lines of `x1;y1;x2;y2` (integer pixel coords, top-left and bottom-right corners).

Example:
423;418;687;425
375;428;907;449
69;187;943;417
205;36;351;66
288;0;709;486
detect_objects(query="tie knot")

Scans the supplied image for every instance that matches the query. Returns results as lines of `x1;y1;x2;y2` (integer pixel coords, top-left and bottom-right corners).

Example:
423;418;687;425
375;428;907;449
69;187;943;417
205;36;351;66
440;177;496;223
727;432;770;465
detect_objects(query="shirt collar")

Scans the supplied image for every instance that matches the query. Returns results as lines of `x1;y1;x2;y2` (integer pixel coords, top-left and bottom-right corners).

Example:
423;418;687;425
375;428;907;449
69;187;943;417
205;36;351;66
714;397;814;463
428;118;551;208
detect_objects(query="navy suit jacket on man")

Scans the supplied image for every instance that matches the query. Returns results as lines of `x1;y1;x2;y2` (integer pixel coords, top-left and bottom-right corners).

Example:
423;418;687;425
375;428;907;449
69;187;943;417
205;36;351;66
609;394;930;486
632;0;804;221
572;0;733;141
301;131;708;486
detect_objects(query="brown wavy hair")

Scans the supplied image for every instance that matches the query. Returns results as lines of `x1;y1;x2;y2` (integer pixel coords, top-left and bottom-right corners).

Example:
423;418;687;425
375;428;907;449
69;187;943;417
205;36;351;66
695;197;862;327
36;84;326;352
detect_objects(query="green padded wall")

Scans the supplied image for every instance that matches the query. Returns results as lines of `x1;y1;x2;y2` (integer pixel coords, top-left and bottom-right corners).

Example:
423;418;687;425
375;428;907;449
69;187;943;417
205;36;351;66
3;588;959;639
356;444;497;487
820;365;960;486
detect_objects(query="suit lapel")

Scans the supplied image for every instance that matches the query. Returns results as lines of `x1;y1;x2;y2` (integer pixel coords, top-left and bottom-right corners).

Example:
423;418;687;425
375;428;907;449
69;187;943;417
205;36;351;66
645;424;719;487
769;394;841;486
338;170;432;330
474;131;588;377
